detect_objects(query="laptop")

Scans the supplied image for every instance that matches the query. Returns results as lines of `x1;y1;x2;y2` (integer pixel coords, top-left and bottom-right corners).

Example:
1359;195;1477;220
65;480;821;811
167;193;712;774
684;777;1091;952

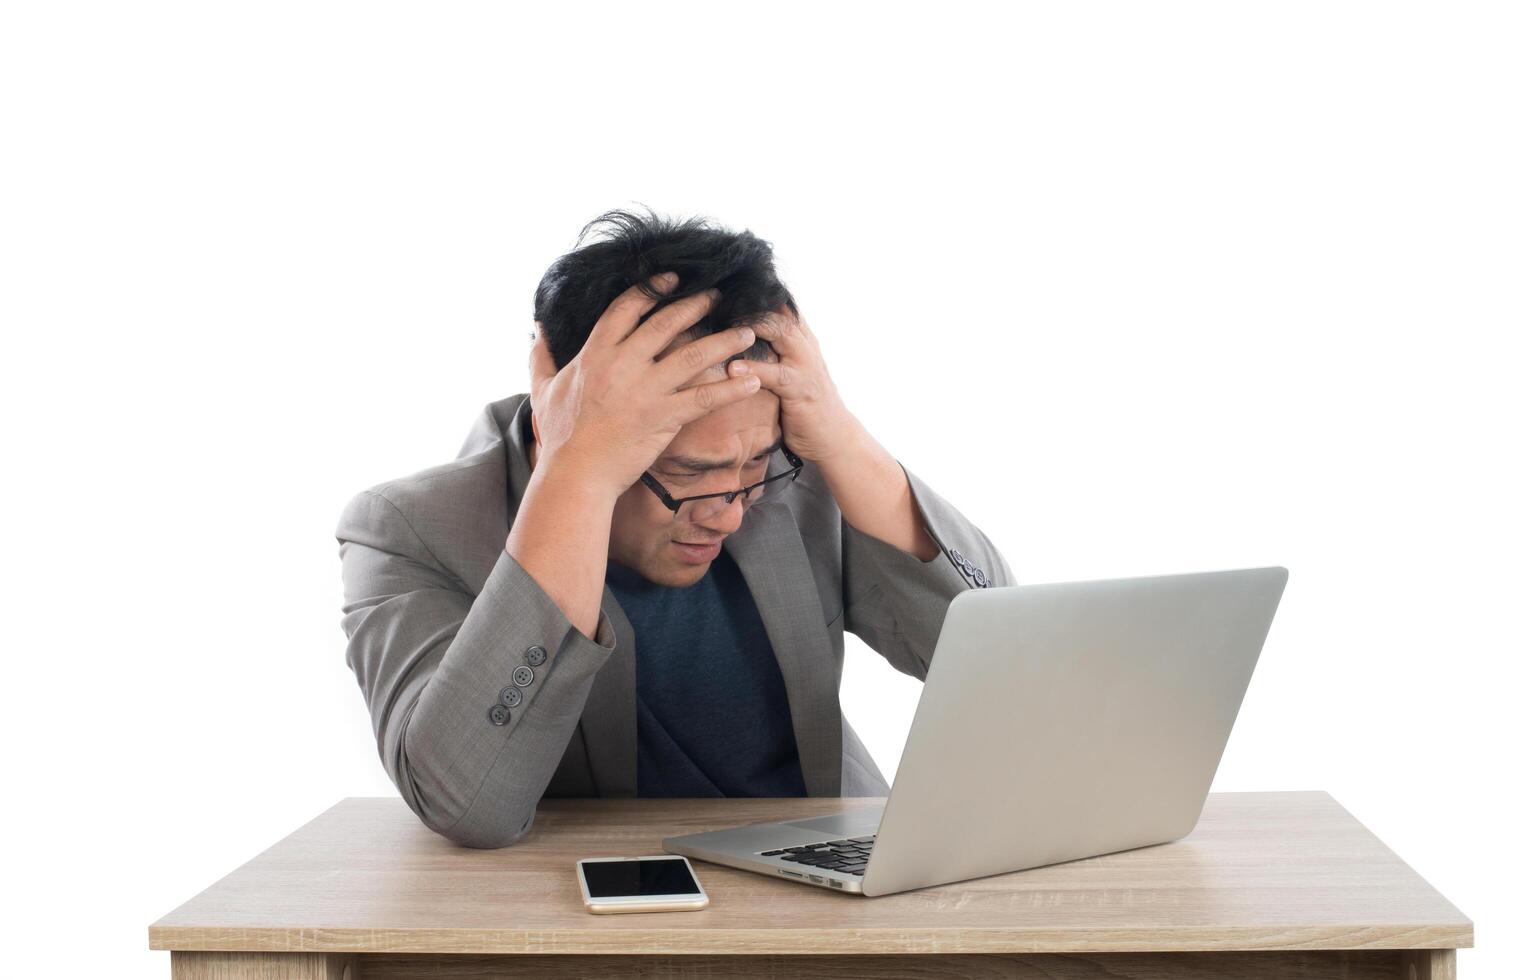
664;566;1288;897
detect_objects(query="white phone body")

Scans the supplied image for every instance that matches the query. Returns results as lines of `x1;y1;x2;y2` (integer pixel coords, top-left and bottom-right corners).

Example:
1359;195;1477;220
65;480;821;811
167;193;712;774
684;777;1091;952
577;855;710;914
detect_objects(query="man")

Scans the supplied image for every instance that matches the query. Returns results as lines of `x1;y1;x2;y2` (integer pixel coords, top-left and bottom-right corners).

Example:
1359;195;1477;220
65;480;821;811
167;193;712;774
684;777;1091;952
336;209;1015;848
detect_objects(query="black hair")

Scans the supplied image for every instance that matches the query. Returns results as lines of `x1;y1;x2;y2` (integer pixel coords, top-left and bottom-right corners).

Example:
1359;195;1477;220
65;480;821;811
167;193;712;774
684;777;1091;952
533;206;797;371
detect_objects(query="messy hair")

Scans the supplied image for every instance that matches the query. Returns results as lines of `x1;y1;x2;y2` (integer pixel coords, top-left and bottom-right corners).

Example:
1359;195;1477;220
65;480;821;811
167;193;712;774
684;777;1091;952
533;206;797;372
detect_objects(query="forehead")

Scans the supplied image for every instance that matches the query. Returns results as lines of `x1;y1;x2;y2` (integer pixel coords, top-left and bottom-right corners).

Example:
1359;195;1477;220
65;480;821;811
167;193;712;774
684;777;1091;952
659;333;781;454
666;386;780;454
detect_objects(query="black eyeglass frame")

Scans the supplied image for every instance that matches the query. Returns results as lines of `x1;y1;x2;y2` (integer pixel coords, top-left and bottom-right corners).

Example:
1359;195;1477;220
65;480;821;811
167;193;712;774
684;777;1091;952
638;447;805;515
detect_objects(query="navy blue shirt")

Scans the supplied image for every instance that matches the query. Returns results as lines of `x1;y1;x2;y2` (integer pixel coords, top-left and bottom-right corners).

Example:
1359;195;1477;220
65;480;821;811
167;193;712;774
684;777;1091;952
604;551;807;798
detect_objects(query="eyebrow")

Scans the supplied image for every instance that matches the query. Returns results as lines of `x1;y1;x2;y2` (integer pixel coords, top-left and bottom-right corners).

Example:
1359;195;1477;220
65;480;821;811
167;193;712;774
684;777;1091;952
660;437;784;472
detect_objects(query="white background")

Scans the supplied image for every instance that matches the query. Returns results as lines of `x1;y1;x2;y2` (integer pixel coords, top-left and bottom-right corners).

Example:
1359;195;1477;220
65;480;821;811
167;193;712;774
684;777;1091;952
3;2;1534;976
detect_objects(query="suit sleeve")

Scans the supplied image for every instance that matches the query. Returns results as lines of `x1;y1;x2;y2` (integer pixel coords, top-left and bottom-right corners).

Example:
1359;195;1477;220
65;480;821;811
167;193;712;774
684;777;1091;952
336;489;617;848
840;460;1017;679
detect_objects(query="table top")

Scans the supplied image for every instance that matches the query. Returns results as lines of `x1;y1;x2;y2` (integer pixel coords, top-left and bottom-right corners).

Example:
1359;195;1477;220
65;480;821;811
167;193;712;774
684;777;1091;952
149;791;1472;956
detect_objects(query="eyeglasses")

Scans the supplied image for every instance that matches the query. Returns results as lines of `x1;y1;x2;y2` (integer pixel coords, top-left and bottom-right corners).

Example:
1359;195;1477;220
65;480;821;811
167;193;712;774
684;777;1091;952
639;447;805;523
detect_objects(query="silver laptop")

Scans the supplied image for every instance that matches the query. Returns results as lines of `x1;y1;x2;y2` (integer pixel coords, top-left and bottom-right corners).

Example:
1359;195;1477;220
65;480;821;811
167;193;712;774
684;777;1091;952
664;566;1288;897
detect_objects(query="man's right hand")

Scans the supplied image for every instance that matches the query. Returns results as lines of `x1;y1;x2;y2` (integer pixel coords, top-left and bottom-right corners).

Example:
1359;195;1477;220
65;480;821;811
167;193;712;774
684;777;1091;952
527;271;763;499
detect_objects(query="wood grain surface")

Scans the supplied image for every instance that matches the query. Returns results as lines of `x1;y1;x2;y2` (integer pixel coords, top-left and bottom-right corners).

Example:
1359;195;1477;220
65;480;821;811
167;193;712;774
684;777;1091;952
149;792;1471;957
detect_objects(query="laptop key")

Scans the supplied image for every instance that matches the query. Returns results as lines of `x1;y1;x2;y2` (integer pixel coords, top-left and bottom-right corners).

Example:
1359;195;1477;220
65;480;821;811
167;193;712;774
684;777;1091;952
760;849;786;856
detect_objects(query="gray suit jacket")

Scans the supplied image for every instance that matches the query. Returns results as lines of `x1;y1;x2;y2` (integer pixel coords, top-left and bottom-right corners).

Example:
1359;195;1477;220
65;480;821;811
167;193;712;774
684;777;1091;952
336;394;1015;848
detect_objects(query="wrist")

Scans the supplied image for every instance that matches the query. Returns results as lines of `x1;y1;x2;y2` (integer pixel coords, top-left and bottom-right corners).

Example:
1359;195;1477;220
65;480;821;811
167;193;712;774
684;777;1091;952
507;456;619;554
818;414;880;474
818;422;903;507
534;443;630;503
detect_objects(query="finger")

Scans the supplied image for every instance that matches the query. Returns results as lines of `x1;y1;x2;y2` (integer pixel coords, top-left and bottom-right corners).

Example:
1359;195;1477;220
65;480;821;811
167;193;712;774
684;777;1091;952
728;357;795;393
749;308;807;353
785;305;817;344
624;287;723;359
667;372;762;424
769;303;806;336
529;323;557;387
657;325;758;390
590;271;680;346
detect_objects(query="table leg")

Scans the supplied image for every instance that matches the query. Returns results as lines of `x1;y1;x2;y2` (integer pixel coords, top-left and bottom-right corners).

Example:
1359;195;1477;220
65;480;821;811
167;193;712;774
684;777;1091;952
1403;948;1457;979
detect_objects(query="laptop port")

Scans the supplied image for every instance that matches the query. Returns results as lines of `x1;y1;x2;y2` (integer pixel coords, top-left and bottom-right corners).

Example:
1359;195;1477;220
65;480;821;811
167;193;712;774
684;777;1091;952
807;875;824;884
779;869;802;878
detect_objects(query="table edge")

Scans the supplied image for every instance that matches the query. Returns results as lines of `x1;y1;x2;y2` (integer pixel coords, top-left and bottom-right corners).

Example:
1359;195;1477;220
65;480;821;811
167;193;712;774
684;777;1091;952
148;922;1475;956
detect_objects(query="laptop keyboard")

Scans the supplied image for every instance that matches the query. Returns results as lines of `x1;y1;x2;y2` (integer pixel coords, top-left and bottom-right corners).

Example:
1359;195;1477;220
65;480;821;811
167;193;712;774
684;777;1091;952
759;836;874;876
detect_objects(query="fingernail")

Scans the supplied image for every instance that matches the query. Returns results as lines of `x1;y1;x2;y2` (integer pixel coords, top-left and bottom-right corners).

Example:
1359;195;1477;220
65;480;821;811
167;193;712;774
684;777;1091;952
739;327;755;343
656;271;679;289
730;360;748;375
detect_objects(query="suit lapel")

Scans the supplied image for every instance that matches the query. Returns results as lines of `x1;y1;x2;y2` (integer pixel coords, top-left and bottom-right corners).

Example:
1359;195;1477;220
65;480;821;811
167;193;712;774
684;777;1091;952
725;500;844;797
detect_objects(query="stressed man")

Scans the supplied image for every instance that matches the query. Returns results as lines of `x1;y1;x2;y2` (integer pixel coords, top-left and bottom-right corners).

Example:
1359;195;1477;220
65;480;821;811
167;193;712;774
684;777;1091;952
336;209;1015;848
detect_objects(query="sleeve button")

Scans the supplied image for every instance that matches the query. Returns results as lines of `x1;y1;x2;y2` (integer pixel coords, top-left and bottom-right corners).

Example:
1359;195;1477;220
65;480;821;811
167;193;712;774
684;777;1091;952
512;665;535;687
488;704;511;726
499;685;523;708
524;645;548;666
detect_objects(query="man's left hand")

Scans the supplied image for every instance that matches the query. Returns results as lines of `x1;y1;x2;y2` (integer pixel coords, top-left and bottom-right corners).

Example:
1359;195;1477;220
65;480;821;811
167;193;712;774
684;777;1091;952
728;303;860;463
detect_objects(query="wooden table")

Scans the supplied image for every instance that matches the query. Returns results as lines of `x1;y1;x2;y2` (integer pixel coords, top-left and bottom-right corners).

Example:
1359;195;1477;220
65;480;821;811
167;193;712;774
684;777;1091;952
149;791;1471;978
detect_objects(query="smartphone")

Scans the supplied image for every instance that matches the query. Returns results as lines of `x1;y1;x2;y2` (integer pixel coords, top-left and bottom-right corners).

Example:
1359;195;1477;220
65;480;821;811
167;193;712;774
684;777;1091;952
576;855;710;914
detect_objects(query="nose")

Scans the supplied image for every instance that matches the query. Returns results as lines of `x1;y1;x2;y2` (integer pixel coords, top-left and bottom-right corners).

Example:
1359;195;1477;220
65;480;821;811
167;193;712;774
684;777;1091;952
692;495;748;538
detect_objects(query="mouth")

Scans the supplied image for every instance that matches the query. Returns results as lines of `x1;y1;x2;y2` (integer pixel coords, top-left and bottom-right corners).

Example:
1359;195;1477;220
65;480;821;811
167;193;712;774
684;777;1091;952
671;539;723;564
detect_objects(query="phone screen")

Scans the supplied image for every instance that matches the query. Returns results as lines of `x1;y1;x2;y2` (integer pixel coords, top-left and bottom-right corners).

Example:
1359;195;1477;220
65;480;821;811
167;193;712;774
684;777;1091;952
581;858;702;898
